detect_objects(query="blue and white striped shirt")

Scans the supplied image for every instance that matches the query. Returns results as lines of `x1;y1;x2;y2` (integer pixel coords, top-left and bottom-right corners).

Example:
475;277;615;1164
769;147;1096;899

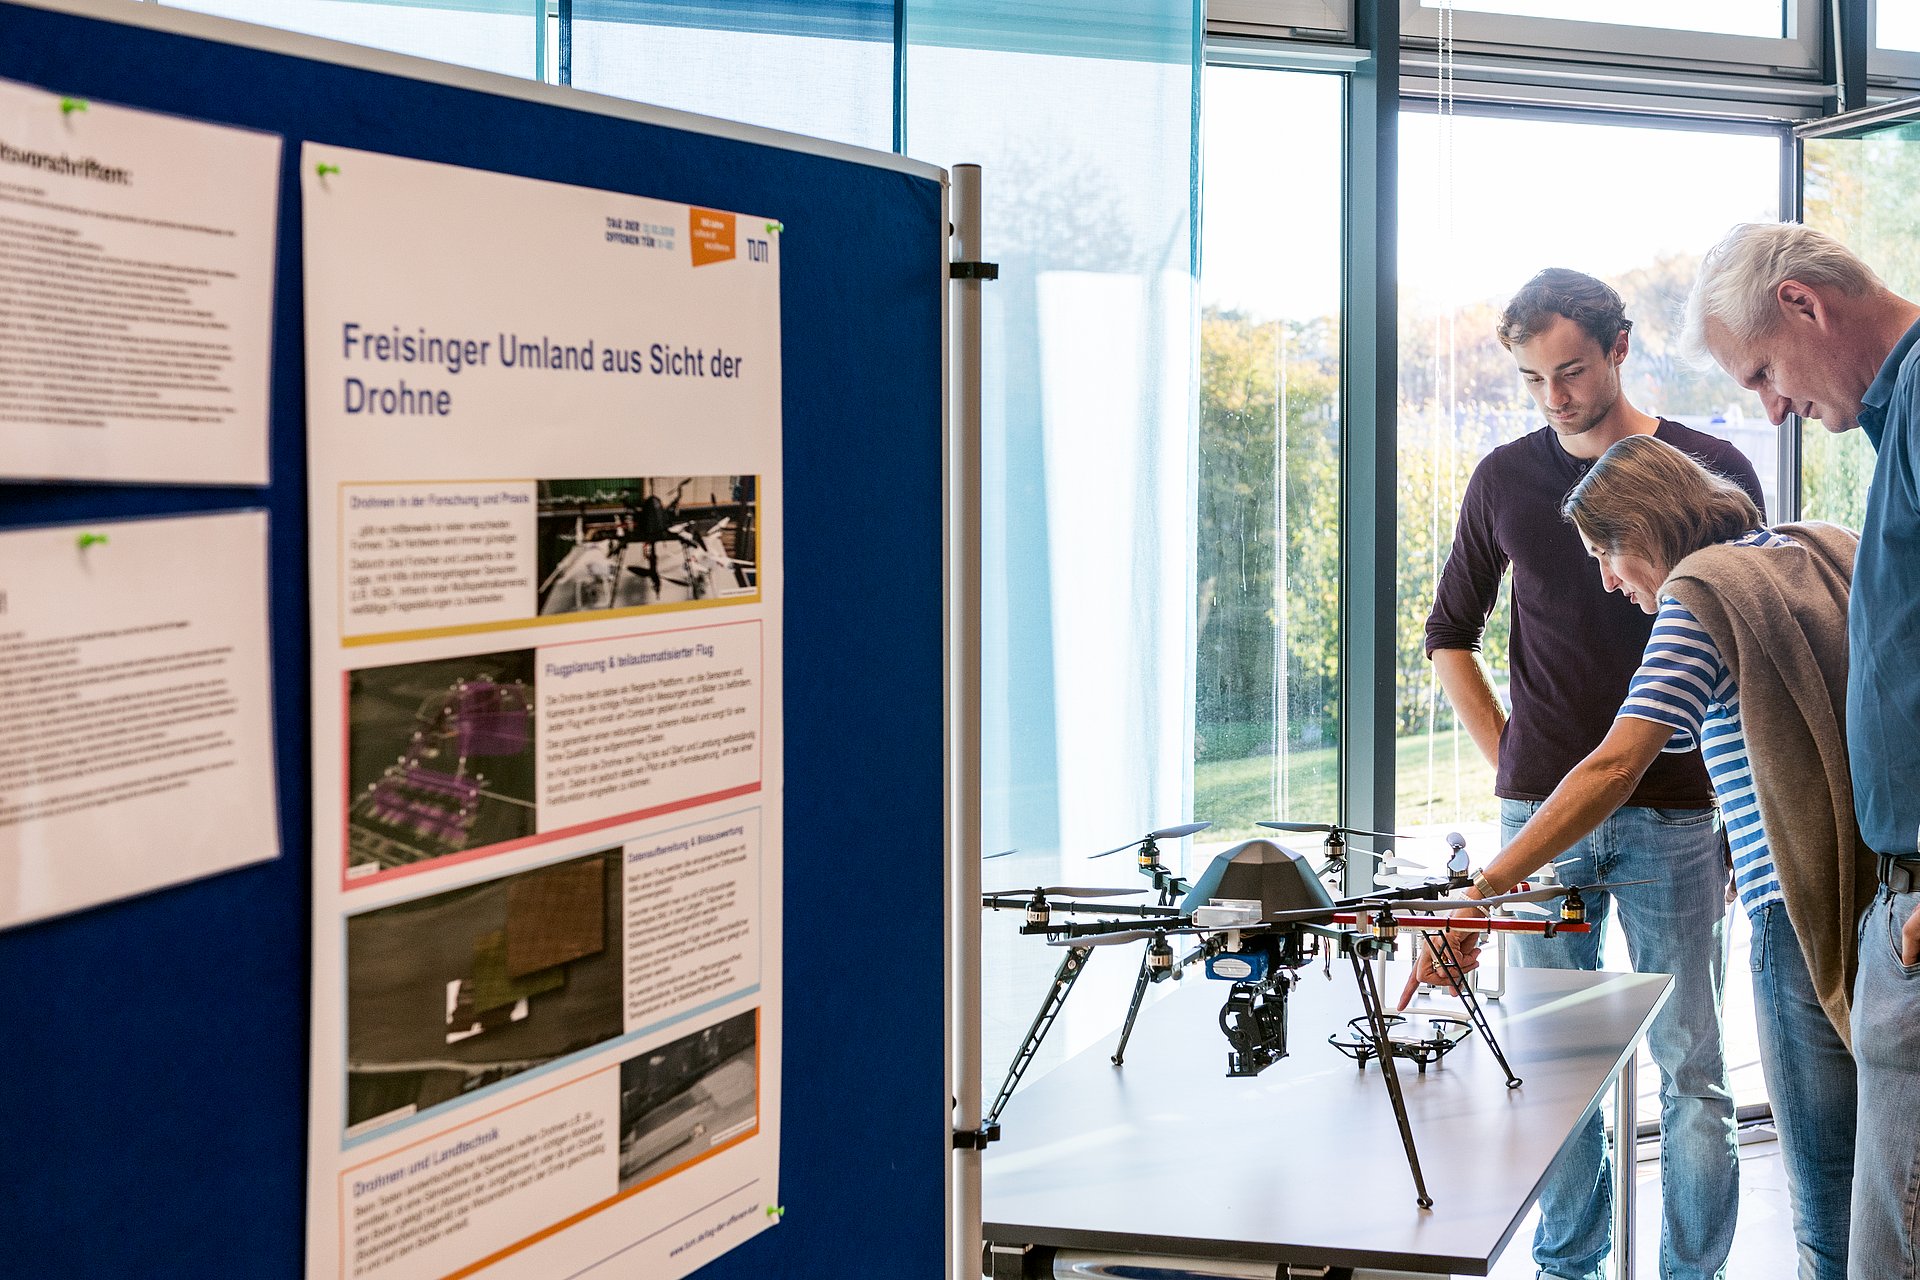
1616;529;1792;916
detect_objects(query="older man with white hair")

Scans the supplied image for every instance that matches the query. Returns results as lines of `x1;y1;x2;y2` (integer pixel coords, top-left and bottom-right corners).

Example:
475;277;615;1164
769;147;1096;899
1684;222;1920;1280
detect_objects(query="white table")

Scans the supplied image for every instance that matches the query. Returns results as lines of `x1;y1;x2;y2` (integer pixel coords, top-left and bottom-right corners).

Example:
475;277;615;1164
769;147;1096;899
983;963;1670;1278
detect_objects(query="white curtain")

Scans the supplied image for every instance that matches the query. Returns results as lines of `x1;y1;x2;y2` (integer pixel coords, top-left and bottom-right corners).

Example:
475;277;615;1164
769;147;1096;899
903;8;1202;870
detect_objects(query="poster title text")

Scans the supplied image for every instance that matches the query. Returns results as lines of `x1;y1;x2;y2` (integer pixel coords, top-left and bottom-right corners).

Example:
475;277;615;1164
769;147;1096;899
339;322;748;417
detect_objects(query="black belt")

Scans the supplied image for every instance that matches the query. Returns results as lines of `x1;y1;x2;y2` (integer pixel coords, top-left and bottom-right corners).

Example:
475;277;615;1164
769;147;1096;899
1877;854;1920;894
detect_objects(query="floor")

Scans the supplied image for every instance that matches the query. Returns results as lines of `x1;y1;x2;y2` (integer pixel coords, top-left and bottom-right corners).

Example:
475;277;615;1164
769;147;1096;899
1486;1131;1798;1278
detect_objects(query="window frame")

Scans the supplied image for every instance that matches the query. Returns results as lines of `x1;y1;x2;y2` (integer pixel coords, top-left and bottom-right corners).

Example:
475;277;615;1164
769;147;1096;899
1869;0;1920;91
1192;58;1352;847
1398;0;1823;78
1208;0;1354;44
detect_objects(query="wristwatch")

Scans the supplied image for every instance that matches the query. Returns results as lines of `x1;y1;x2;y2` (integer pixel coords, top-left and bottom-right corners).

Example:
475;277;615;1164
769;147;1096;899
1470;868;1498;901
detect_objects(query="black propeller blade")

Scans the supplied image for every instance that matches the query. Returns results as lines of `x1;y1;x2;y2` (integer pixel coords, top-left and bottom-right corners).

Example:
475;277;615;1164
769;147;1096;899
984;886;1145;899
1258;820;1419;842
1353;877;1657;912
1047;928;1157;948
1089;821;1211;859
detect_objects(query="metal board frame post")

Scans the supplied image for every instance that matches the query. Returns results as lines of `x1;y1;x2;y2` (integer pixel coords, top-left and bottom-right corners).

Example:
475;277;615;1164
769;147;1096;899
1342;0;1398;891
949;162;985;1280
1613;1050;1640;1279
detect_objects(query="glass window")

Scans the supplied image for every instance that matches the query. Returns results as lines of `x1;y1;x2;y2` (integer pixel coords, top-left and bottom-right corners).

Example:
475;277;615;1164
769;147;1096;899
162;0;541;79
1396;108;1781;1109
1196;67;1343;845
903;0;1199;1083
1878;3;1920;53
1801;124;1920;524
1397;110;1781;830
1414;0;1784;38
567;1;893;150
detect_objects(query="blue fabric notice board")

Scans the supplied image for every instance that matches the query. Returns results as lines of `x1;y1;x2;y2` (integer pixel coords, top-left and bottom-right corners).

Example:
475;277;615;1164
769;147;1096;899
0;2;948;1275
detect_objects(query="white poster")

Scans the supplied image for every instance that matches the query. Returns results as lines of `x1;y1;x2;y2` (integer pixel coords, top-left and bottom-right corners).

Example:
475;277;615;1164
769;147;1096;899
0;78;279;484
0;510;279;928
302;145;783;1280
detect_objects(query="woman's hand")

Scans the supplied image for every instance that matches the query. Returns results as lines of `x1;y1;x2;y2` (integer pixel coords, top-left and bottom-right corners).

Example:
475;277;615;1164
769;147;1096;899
1902;899;1920;967
1396;905;1491;1009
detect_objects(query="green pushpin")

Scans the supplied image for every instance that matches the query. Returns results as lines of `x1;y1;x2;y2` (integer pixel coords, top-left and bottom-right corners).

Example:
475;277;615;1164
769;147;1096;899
765;1204;785;1219
59;97;87;116
77;532;108;550
316;162;341;179
764;221;783;235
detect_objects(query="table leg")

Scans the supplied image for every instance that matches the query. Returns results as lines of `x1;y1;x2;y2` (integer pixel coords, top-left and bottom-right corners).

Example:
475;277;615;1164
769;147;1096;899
1612;1051;1637;1280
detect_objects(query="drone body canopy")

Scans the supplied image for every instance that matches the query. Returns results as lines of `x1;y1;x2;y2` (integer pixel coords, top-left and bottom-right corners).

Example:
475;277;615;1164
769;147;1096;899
1179;838;1335;919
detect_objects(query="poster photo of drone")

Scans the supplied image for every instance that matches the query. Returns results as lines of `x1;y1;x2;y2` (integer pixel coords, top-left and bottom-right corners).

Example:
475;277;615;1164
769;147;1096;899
536;474;759;616
302;146;785;1280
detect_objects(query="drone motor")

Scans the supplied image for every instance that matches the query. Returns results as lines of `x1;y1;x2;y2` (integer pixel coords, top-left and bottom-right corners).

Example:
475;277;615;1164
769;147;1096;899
1372;907;1400;943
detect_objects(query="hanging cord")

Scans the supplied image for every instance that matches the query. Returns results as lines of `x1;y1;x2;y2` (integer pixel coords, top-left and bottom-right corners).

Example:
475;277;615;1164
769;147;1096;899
1424;0;1460;822
1273;321;1290;817
1441;0;1462;814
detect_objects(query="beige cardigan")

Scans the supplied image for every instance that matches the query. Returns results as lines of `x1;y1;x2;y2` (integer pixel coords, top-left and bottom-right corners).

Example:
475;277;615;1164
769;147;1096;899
1663;521;1873;1046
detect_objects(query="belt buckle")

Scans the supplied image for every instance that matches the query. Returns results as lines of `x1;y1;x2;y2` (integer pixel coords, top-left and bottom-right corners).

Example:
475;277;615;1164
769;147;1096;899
1883;855;1920;895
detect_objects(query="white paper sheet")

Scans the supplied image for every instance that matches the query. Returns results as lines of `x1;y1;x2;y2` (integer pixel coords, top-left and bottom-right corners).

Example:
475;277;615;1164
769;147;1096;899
0;510;279;927
302;144;783;1280
0;77;280;483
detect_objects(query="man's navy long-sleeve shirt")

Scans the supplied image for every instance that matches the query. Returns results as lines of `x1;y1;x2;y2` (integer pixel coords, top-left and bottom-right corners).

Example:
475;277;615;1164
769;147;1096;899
1424;419;1766;806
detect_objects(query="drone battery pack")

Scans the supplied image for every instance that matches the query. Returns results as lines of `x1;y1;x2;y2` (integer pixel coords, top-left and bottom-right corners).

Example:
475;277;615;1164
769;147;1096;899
1205;952;1269;983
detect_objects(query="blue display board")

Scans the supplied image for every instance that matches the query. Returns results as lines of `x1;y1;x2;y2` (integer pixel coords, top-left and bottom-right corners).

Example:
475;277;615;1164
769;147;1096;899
0;3;947;1275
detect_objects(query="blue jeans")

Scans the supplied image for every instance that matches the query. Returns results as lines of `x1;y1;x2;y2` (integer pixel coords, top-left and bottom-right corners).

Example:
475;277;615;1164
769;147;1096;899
1848;886;1920;1280
1502;799;1738;1280
1749;901;1856;1280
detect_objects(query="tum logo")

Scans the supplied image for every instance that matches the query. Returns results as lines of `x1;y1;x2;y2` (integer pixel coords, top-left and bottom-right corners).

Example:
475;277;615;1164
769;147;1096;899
746;237;769;262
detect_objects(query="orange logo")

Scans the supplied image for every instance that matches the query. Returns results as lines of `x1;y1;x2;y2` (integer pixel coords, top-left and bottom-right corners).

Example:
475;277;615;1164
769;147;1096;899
689;208;735;267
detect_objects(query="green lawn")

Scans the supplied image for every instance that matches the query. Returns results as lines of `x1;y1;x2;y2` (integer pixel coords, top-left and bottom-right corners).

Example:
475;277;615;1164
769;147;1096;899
1196;727;1500;841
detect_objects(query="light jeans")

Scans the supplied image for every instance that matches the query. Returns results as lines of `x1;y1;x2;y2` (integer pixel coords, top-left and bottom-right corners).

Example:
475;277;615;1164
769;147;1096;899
1848;885;1920;1280
1749;901;1856;1280
1501;798;1738;1280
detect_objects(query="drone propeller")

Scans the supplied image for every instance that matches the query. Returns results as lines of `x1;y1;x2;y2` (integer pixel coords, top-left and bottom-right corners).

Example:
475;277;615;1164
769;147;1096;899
985;885;1145;899
1375;872;1445;889
1377;856;1429;873
983;848;1019;860
1487;876;1655;906
1047;928;1159;948
1089;821;1212;858
1259;820;1418;843
1357;877;1656;912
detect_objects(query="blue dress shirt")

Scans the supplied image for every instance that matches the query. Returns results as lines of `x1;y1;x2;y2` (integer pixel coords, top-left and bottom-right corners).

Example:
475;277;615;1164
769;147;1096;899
1848;315;1920;855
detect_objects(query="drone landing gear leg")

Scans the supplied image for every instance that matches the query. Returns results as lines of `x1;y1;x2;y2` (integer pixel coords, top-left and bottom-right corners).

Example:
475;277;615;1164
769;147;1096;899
1349;947;1434;1209
1423;929;1522;1089
1110;944;1159;1066
986;945;1092;1130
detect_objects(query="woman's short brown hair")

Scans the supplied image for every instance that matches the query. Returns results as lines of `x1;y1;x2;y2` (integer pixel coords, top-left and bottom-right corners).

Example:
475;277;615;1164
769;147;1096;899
1561;435;1760;575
